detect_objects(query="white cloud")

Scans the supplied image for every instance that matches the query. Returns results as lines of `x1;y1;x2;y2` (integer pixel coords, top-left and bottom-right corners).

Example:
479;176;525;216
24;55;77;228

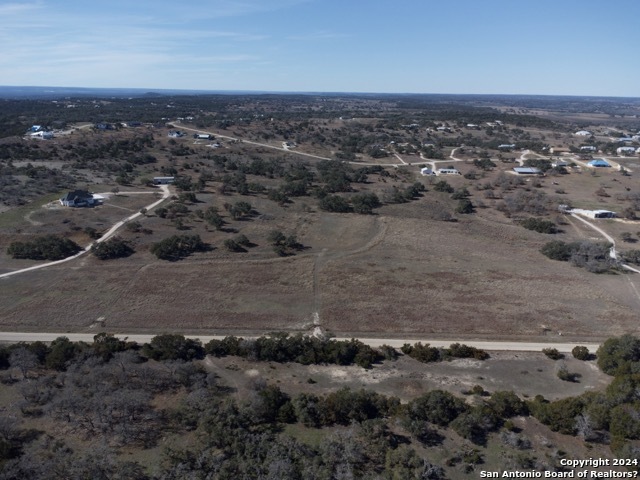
0;1;42;16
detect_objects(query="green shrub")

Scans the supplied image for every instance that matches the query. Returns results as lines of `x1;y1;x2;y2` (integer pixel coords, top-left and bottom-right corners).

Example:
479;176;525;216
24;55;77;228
520;217;557;234
408;390;468;426
223;239;244;252
433;180;454;193
556;365;580;382
142;334;205;361
319;194;351;212
540;240;575;261
542;348;564;360
150;234;206;260
91;237;134;260
572;346;591;361
351;192;381;214
597;335;640;375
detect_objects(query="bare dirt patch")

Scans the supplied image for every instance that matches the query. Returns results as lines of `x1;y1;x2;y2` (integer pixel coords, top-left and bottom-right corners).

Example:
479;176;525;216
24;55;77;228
203;352;611;403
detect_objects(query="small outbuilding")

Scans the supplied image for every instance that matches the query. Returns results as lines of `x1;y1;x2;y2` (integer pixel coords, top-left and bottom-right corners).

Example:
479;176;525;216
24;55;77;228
436;168;460;176
513;167;541;175
420;167;434;176
593;210;616;218
550;147;571;154
153;176;175;185
572;209;616;219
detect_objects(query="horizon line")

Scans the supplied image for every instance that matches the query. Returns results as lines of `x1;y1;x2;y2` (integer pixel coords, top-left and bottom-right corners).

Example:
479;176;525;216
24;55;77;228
1;85;639;101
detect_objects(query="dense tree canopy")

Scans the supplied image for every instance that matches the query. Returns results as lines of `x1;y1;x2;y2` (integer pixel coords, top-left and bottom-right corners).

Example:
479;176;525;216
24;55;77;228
7;235;81;261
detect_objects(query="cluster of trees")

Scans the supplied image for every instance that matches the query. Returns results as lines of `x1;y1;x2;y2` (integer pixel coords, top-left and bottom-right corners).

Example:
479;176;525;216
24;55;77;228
91;237;133;260
223;200;252;220
267;230;304;257
150;234;207;260
0;161;76;207
500;189;553;216
318;192;382;214
541;240;615;273
621;249;640;265
455;198;475;214
404;389;527;446
401;342;489;363
473;158;496;171
208;153;390;216
201;206;224;229
529;335;640;451
433;180;453;193
223;234;252;253
523;158;553;172
380;182;426;206
3;332;640;477
166;395;446;479
519;217;558;234
596;335;640;375
7;235;81;261
154;203;188;220
205;333;385;368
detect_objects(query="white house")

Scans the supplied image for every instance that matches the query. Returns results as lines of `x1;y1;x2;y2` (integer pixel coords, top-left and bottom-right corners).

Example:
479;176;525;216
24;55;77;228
30;130;54;139
617;146;637;155
420;167;434;176
498;144;516;150
580;146;596;152
60;190;96;207
575;130;592;136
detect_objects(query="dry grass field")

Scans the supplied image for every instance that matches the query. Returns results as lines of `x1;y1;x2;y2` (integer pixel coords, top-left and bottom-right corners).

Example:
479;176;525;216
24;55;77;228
1;185;639;341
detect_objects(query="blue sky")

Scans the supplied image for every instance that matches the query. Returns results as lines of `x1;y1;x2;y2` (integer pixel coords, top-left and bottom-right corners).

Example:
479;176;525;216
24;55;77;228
2;0;639;96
